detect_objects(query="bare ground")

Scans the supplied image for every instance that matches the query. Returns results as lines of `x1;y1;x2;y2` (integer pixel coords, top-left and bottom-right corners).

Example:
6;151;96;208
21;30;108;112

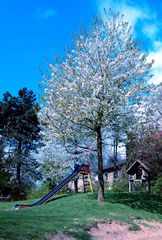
44;232;76;240
89;219;162;240
43;219;162;240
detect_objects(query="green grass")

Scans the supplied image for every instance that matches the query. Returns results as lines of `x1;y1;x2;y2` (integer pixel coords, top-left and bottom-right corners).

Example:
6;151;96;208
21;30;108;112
0;192;162;240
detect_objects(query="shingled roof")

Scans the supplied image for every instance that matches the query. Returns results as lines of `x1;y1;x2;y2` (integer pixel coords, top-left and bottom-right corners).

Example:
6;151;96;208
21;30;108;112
126;160;150;175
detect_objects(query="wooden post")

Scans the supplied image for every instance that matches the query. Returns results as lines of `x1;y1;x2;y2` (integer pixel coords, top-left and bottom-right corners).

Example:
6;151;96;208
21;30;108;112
129;175;132;192
148;175;151;193
82;174;85;193
129;180;131;192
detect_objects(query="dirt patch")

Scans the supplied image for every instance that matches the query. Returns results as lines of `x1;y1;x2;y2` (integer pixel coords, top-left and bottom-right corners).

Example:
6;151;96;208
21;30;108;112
44;232;76;240
89;219;162;240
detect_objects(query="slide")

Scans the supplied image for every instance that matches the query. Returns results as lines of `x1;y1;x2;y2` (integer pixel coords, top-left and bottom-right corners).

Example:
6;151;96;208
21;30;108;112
14;164;89;210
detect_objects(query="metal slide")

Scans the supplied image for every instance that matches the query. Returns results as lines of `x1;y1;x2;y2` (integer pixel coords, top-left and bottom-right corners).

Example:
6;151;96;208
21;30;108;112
14;164;87;210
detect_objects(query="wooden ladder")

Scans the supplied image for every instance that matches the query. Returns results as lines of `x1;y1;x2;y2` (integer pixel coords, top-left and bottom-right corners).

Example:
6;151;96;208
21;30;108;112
83;174;93;193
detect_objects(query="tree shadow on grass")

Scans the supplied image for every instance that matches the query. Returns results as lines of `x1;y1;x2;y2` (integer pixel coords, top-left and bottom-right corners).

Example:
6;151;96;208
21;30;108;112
88;192;162;214
105;192;162;214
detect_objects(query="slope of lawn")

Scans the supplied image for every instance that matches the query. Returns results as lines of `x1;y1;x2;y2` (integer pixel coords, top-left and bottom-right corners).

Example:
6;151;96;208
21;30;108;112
0;192;162;240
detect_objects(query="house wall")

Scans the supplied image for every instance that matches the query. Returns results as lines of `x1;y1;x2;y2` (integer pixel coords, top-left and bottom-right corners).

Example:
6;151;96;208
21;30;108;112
104;168;123;188
104;164;126;186
107;172;114;186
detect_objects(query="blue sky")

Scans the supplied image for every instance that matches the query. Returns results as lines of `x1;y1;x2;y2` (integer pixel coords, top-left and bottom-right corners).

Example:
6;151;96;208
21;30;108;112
0;0;162;99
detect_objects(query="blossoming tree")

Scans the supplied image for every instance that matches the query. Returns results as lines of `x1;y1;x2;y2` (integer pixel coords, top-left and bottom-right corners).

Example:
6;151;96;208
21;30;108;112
41;10;153;202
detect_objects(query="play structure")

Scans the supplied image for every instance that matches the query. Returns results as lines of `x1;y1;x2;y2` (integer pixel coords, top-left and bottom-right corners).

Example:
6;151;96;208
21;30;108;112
14;164;93;210
127;160;151;193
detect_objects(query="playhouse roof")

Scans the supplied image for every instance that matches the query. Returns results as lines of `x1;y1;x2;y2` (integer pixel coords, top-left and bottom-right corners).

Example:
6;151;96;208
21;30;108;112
126;160;150;175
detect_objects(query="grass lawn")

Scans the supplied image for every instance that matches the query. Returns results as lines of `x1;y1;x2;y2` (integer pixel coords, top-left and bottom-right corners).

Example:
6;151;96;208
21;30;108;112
0;192;162;240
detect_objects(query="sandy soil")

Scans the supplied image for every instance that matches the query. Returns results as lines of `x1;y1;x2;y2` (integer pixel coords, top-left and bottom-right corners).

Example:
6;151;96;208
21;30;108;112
43;219;162;240
44;232;76;240
89;219;162;240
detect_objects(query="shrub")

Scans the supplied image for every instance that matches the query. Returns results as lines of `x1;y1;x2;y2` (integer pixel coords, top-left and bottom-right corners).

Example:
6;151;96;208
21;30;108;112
112;178;129;193
132;182;148;193
152;176;162;196
27;183;50;199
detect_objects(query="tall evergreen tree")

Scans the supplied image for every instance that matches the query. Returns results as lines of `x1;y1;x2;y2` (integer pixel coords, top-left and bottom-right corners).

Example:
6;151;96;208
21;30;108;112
0;88;42;198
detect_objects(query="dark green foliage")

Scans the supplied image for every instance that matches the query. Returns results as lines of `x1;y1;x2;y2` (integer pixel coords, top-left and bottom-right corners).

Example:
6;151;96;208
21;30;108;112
112;176;129;193
27;183;50;199
126;131;162;179
0;88;42;198
0;143;11;194
0;88;41;144
0;165;11;194
152;175;162;196
132;181;149;193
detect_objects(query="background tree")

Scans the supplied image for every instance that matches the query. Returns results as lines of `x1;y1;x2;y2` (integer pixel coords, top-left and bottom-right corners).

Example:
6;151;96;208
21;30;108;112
0;88;42;198
38;121;96;192
144;83;162;128
41;10;153;202
126;83;162;176
0;141;11;194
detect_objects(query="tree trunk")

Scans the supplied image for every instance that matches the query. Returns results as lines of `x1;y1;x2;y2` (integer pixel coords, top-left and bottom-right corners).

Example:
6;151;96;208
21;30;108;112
16;161;21;200
16;141;22;199
113;138;118;168
16;162;21;186
73;145;78;193
96;126;104;202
